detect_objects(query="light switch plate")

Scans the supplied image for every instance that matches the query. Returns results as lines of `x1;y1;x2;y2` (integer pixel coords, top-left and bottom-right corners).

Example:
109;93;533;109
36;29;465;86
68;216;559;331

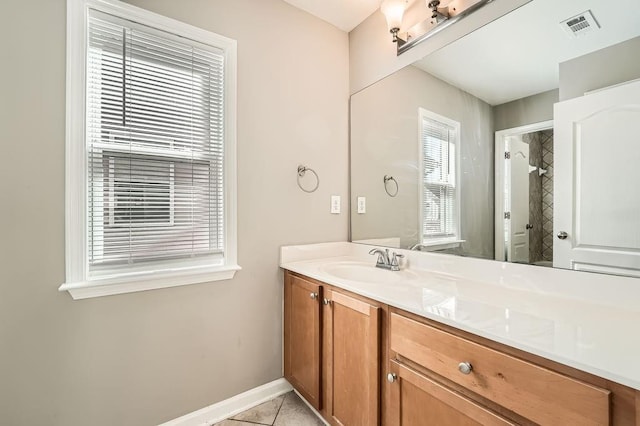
357;196;366;214
330;195;341;214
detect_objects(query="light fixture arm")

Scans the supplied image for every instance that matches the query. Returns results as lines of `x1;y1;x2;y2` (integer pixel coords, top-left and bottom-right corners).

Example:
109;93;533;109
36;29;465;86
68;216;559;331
428;0;449;23
390;28;406;45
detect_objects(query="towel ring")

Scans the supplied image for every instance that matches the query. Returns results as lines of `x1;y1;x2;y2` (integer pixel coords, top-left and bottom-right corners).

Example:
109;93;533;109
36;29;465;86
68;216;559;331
297;165;320;193
384;175;398;197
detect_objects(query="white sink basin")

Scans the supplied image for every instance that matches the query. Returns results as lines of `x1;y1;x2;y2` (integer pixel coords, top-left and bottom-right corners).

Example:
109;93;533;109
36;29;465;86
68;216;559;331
320;261;419;284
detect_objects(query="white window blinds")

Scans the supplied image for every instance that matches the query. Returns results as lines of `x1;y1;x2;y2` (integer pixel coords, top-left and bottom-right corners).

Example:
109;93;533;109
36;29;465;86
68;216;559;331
87;11;225;272
420;111;458;242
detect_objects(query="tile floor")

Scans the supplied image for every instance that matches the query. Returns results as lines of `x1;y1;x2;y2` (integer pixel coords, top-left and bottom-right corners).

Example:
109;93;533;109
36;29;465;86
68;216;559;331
213;391;325;426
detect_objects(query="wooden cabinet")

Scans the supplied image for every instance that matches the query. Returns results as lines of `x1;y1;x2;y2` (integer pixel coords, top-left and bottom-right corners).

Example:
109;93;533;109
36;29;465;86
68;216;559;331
284;271;640;426
284;273;322;409
283;271;381;425
324;287;380;426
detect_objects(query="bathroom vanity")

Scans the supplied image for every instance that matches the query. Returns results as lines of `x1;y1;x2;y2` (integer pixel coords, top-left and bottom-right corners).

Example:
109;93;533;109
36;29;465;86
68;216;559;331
287;1;640;424
281;242;640;426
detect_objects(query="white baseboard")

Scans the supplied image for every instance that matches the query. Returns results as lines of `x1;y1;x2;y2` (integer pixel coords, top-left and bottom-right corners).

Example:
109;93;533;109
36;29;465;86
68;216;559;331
159;378;293;426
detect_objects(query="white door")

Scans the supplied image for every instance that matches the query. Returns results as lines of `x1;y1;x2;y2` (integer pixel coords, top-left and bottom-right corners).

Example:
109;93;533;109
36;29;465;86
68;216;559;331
507;136;530;264
554;79;640;276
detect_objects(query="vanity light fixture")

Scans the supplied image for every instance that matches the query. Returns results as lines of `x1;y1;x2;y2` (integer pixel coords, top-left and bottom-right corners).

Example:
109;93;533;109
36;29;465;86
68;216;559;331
380;0;408;44
382;0;497;55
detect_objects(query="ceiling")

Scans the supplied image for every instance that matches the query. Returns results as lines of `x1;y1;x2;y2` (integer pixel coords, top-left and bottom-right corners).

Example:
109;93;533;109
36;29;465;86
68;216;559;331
281;0;382;32
414;0;640;105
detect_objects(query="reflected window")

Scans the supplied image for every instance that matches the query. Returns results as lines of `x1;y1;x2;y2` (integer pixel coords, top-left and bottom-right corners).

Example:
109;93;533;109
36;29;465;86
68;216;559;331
419;108;460;246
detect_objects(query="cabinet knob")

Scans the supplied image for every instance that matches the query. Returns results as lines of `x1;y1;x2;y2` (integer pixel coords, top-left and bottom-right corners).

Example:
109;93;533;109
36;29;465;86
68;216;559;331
557;231;568;240
387;373;397;383
323;298;331;305
458;362;473;375
310;292;318;300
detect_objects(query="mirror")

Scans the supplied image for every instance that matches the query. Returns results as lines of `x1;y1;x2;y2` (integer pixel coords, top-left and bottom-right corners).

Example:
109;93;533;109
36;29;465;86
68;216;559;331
350;0;640;277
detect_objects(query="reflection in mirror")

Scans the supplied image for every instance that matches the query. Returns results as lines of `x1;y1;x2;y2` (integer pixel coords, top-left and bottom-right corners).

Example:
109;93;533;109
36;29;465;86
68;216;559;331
350;0;640;277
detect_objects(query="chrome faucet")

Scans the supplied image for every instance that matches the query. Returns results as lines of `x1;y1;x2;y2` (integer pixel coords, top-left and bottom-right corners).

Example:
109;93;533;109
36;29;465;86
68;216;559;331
408;243;425;251
369;248;404;271
369;248;389;266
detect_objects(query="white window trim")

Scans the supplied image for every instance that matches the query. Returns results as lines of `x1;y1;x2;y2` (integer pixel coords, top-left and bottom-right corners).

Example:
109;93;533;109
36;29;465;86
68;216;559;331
61;0;239;300
418;108;462;250
418;239;466;251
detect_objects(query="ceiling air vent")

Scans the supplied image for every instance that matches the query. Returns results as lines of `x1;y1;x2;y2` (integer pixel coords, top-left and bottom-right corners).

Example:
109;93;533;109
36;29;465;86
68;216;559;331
560;10;600;38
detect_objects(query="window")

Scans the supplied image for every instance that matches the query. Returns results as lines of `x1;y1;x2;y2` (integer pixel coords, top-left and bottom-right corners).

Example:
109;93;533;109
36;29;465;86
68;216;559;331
62;0;238;299
104;154;175;228
419;108;461;248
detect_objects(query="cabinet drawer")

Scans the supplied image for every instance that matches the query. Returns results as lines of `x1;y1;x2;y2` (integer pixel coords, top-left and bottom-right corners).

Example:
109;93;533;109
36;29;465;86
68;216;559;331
390;313;611;425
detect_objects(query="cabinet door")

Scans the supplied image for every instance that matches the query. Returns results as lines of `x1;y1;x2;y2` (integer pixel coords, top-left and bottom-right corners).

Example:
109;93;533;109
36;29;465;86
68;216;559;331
284;273;322;409
388;361;515;426
324;288;380;426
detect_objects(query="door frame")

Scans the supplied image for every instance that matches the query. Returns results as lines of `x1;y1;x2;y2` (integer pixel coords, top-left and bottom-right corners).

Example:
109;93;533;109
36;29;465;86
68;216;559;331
494;120;553;261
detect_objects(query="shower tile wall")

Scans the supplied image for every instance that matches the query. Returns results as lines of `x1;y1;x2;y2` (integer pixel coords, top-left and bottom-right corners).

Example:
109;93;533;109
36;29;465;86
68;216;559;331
541;130;554;262
526;133;544;263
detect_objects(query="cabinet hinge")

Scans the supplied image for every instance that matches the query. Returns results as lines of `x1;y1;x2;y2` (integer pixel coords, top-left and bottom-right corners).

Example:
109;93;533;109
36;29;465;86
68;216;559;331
504;151;511;159
504;212;511;219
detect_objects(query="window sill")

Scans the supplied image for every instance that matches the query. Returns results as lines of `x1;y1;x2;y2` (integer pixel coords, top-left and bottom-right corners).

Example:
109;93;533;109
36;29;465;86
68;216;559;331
420;239;465;251
59;264;241;300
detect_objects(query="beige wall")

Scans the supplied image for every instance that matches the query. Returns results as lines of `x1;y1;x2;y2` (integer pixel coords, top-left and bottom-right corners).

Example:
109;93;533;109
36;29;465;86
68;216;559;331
559;36;640;101
348;0;531;95
351;65;494;257
493;89;558;131
0;0;348;425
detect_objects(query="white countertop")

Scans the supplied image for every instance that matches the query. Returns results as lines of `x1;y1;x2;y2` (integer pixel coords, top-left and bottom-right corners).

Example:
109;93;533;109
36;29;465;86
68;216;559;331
280;242;640;391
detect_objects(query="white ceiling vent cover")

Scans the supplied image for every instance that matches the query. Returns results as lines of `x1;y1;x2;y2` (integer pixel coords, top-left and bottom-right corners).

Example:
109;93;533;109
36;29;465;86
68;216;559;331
560;10;600;38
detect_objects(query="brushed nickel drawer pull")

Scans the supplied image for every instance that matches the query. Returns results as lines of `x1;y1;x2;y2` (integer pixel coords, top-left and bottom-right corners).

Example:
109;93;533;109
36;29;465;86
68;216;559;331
458;362;473;375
